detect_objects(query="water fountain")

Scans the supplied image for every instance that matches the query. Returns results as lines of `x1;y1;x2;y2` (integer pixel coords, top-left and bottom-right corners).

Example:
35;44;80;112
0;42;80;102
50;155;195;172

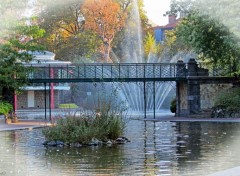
115;0;175;114
64;0;177;114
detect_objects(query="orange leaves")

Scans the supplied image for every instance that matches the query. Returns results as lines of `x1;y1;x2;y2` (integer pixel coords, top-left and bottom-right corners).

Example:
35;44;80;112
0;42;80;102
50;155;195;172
82;0;126;41
82;0;127;62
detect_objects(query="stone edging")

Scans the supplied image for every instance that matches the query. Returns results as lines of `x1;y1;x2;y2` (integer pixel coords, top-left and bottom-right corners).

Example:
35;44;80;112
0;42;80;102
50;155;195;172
207;166;240;176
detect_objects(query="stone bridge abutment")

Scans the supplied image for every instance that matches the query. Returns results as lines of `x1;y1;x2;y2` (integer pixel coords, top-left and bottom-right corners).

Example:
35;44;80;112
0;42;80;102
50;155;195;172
176;58;237;117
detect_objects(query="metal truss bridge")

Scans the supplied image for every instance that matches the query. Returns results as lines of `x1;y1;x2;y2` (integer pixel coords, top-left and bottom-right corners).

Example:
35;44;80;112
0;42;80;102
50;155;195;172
24;63;187;83
19;61;237;120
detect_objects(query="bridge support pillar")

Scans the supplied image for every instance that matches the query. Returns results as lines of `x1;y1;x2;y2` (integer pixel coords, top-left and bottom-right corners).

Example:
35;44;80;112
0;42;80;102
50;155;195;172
144;81;146;119
187;80;200;114
176;81;189;116
153;81;156;119
187;59;201;114
44;82;47;120
49;83;52;122
176;59;201;117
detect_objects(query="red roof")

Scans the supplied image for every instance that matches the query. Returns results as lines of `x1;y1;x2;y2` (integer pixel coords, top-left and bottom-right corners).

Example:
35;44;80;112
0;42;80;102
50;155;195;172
151;18;181;30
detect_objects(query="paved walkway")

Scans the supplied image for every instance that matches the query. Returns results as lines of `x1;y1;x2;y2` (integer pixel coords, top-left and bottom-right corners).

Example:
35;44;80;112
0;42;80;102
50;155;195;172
1;115;240;132
134;115;240;123
0;119;51;131
149;117;240;123
208;166;240;176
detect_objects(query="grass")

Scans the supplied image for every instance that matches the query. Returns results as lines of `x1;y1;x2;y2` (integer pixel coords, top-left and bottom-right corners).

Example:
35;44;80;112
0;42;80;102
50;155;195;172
59;103;78;109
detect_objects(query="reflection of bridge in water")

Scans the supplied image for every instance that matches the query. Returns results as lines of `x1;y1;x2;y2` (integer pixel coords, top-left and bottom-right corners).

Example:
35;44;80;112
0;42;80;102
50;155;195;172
20;59;237;120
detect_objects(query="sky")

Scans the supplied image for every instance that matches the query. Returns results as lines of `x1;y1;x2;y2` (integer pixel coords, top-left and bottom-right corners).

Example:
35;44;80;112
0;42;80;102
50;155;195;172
21;0;171;26
143;0;171;26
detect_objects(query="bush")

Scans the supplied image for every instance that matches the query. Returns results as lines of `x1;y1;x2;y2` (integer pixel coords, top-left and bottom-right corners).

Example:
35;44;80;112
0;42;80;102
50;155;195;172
0;101;13;119
213;87;240;112
43;107;127;144
170;98;176;113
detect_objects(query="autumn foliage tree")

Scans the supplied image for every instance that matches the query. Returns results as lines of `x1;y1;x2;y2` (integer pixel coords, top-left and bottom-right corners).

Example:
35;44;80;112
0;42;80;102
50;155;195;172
82;0;126;62
39;0;91;61
144;32;162;59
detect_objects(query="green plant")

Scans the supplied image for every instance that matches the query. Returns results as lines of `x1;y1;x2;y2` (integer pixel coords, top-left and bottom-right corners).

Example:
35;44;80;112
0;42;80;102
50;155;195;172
0;101;13;119
44;83;128;144
43;106;127;144
170;98;176;113
213;87;240;112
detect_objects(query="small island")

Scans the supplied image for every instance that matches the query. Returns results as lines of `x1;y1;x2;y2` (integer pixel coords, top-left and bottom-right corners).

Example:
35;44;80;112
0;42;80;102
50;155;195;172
42;106;130;147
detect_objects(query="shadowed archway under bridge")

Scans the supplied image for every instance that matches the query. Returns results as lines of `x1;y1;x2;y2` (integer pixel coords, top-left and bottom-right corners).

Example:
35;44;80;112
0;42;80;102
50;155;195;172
16;59;238;120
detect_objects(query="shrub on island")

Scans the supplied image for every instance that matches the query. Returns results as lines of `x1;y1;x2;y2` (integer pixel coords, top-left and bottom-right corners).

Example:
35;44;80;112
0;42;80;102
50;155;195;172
42;107;129;147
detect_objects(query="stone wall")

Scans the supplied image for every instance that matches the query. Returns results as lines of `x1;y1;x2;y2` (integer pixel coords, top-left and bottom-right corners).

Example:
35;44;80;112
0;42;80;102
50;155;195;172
200;84;232;109
188;80;201;113
17;90;59;109
17;91;28;109
176;81;189;116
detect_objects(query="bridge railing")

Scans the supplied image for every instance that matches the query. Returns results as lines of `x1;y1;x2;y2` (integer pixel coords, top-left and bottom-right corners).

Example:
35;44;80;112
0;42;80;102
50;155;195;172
22;63;187;81
198;62;233;76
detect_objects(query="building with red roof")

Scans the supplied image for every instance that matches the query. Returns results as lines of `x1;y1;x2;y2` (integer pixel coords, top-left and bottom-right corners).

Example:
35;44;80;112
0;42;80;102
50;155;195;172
152;15;180;43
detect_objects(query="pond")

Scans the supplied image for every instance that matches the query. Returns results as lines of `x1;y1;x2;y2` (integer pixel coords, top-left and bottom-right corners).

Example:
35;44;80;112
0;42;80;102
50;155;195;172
1;120;240;176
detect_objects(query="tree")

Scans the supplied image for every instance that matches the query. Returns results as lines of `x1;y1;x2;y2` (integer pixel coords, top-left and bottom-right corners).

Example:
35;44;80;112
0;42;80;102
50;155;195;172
39;0;84;36
166;0;240;39
0;0;29;41
162;29;192;59
143;32;162;59
194;0;240;38
55;30;102;63
82;0;126;62
163;0;240;73
164;0;194;17
39;0;83;59
39;0;103;62
176;11;240;73
112;0;150;62
39;0;85;38
38;0;150;63
0;0;45;105
117;0;149;29
0;20;45;104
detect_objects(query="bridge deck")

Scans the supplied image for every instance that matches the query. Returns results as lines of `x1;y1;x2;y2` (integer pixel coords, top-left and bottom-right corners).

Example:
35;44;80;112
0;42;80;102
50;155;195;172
23;63;187;83
20;63;236;83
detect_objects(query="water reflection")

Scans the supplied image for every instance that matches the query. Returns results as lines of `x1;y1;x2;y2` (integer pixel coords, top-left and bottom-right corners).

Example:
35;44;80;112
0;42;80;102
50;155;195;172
0;121;240;175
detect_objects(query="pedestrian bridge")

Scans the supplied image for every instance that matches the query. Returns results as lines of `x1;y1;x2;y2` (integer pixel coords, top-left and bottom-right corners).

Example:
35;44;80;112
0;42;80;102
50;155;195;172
24;63;187;83
21;59;238;118
23;61;219;83
24;61;234;84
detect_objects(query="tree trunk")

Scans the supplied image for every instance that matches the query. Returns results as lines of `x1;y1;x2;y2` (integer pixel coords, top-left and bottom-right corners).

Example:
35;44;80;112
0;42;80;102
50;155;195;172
103;41;112;63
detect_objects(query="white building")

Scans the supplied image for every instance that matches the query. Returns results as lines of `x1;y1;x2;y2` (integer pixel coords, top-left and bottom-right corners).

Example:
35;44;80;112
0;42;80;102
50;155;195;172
17;51;71;109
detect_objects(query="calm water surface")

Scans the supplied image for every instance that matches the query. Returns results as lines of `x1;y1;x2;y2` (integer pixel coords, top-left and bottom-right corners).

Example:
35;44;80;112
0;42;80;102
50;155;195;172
1;120;240;176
